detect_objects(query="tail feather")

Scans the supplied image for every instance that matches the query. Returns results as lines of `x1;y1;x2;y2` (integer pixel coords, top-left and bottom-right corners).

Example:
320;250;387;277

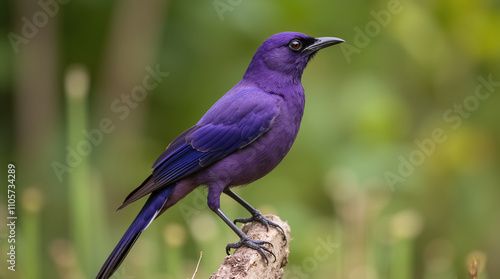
96;185;174;279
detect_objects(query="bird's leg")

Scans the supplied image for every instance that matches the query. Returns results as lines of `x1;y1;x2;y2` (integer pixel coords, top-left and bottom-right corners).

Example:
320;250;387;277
223;189;287;243
213;208;276;264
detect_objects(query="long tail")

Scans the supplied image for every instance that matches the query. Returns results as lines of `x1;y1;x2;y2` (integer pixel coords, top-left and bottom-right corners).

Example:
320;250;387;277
96;184;175;279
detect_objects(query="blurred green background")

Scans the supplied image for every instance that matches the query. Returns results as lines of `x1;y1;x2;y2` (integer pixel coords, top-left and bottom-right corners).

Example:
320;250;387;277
1;0;500;278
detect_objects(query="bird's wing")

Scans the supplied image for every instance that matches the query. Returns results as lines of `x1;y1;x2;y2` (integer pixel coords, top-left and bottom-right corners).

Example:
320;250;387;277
118;88;280;209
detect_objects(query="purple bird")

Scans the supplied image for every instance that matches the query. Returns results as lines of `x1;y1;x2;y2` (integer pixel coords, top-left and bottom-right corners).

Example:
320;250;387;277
97;32;344;279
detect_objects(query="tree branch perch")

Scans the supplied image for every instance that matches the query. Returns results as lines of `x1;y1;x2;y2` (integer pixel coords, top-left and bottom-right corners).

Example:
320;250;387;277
210;215;291;279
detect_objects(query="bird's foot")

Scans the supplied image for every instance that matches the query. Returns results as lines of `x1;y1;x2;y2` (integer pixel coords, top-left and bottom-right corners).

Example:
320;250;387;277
234;210;287;243
225;235;276;264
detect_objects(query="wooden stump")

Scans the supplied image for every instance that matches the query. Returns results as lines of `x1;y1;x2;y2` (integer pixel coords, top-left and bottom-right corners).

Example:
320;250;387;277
210;215;291;279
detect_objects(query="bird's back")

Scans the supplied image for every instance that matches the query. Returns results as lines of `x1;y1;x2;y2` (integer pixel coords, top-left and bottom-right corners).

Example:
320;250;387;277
191;81;306;187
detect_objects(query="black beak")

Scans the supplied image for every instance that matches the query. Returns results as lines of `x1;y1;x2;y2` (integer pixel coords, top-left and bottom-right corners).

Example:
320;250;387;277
303;37;345;53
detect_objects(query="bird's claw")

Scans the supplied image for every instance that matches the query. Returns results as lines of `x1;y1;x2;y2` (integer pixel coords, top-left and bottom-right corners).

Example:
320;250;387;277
234;211;287;244
225;236;276;264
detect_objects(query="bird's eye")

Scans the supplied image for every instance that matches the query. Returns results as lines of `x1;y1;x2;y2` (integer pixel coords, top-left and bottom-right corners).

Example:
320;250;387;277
288;39;302;51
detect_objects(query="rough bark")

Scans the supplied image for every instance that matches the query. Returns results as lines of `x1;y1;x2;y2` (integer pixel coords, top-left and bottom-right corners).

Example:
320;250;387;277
210;215;291;279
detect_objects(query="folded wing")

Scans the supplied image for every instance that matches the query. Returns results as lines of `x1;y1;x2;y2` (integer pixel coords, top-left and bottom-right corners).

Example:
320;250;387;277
118;89;279;209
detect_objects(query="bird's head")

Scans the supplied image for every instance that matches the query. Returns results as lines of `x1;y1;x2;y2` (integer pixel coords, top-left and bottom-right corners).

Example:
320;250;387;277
243;32;344;90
